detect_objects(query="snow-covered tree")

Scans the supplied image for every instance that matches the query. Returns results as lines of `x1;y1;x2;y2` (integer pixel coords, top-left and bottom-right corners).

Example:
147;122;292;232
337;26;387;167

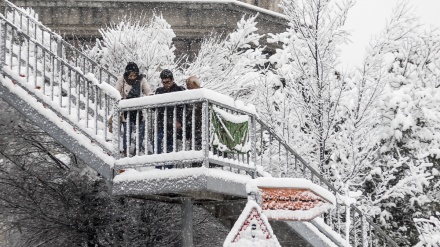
0;101;229;246
267;0;355;174
182;15;267;98
415;215;440;247
342;2;440;245
85;14;178;88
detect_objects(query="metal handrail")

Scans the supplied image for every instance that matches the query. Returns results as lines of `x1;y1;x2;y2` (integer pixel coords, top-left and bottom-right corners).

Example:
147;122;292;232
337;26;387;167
254;118;398;246
2;0;118;83
1;15;119;154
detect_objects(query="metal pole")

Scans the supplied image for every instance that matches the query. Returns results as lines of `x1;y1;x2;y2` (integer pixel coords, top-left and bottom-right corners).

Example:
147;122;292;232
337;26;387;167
0;20;5;72
181;198;193;247
250;116;257;178
202;101;209;167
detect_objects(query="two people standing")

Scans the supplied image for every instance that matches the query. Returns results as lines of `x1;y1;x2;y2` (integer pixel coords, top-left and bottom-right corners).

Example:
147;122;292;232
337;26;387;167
115;62;202;157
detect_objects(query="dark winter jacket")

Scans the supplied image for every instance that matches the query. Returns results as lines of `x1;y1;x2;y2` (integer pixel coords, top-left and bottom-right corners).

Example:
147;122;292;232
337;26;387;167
115;74;152;122
155;83;186;137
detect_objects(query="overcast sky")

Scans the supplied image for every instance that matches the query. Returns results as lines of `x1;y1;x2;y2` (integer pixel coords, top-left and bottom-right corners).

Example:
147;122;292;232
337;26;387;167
339;0;440;68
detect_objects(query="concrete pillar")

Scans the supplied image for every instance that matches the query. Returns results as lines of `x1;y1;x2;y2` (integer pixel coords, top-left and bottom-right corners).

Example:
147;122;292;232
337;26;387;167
181;198;194;247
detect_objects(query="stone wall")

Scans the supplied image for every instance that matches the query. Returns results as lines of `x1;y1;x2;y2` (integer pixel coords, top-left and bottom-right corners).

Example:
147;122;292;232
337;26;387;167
3;0;287;60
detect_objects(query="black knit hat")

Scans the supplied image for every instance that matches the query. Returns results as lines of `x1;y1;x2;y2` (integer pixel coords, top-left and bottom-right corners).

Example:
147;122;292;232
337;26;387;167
160;69;173;79
125;62;139;75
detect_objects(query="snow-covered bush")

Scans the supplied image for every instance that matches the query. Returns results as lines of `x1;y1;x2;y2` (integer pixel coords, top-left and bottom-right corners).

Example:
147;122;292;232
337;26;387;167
182;15;267;99
85;14;178;88
415;216;440;247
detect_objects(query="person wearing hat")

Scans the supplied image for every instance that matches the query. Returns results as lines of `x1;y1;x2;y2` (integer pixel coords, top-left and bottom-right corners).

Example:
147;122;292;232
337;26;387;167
154;69;185;157
115;62;152;156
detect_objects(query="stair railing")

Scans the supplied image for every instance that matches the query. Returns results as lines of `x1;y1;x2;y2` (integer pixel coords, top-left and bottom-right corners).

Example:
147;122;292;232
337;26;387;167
2;0;117;86
1;14;120;156
254;118;398;247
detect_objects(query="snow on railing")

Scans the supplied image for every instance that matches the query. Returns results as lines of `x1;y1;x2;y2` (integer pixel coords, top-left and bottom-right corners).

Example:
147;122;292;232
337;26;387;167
113;89;257;178
0;14;119;154
254;118;399;247
2;0;118;86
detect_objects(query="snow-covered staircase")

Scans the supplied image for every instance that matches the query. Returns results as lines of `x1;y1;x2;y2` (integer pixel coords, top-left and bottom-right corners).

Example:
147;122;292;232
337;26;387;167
0;2;119;179
0;1;398;246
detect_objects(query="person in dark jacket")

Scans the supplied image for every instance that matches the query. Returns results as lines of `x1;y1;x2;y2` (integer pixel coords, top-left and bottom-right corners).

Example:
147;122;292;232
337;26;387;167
154;69;185;154
116;62;152;156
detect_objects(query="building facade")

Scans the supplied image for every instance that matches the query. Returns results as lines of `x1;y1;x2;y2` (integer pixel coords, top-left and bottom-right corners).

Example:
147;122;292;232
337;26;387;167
3;0;287;60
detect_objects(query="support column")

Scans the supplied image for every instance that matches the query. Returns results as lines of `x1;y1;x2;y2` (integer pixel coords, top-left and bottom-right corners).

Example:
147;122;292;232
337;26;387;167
181;198;194;247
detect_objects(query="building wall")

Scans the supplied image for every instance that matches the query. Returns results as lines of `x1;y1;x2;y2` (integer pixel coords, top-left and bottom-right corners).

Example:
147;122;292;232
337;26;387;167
2;0;287;61
240;0;283;13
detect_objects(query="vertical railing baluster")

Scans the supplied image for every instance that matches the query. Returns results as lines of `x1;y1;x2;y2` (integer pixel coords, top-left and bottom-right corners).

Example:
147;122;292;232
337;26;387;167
0;20;5;70
76;74;80;122
18;32;21;75
191;103;196;150
135;109;140;156
94;85;98;135
82;56;85;75
68;69;72;115
34;41;37;87
113;107;121;158
260;126;263;167
59;62;63;107
268;133;272;171
9;25;12;68
125;111;130;157
202;101;209;167
104;94;108;141
251;116;257;178
26;32;29;78
154;109;158;154
144;108;150;155
278;140;281;177
173;106;177;152
50;56;54;101
42;49;46;95
286;146;289;177
164;107;168;153
85;79;89;127
182;104;186;151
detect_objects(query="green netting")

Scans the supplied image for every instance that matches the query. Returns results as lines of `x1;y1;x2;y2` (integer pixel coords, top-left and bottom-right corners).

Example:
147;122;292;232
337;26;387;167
211;107;250;154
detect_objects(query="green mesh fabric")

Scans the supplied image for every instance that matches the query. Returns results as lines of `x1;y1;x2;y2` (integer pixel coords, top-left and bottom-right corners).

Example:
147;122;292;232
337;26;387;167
211;108;250;154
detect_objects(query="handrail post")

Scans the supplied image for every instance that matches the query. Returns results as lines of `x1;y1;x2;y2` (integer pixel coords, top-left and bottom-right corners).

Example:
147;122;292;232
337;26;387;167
56;37;62;73
0;19;5;72
202;100;209;167
250;115;257;178
112;103;121;161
